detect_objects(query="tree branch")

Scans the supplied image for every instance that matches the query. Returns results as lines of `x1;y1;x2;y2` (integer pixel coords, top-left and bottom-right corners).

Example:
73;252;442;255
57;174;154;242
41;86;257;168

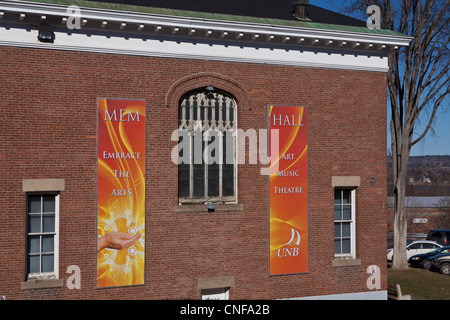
410;91;448;148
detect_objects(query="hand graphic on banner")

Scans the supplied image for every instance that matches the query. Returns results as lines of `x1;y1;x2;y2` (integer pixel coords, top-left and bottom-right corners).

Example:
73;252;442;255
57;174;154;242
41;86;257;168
97;232;141;253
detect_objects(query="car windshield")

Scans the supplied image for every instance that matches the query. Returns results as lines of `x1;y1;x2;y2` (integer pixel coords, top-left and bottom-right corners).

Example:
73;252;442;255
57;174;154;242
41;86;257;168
428;248;442;255
433;247;450;255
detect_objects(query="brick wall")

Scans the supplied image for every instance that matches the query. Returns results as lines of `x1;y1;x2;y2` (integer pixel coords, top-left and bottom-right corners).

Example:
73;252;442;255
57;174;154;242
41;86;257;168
388;207;446;234
0;46;387;299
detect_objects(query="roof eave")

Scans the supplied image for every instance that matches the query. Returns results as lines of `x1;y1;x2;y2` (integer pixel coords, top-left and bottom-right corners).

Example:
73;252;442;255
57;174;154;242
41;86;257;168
0;0;412;51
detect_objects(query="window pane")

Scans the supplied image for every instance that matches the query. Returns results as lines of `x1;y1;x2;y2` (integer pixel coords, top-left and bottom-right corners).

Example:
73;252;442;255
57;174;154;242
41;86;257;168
193;137;205;198
334;224;340;237
221;100;227;123
193;99;199;119
185;99;192;122
342;239;350;253
208;163;219;197
28;236;40;254
206;133;220;197
334;239;341;254
222;164;234;197
342;223;350;237
193;164;205;198
229;105;234;123
342;205;351;220
178;132;189;164
28;195;41;213
42;235;54;253
43;214;55;233
334;207;341;220
43;195;55;212
222;131;234;197
223;130;234;165
42;254;54;273
342;190;350;204
178;133;191;198
206;102;212;125
28;255;40;273
178;163;190;198
431;232;442;239
334;190;341;204
214;101;219;125
205;133;218;164
29;215;41;233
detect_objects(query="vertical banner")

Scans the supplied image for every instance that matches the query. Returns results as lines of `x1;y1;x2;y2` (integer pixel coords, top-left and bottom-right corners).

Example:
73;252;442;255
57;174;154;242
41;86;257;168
269;105;308;275
97;99;146;288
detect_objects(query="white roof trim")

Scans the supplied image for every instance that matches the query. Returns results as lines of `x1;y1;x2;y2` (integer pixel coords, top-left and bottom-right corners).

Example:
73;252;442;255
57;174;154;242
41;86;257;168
0;0;412;49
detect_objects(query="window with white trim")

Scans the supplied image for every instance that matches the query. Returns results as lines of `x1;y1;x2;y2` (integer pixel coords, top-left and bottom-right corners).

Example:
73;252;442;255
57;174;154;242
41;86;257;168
201;287;230;300
177;88;237;203
26;194;59;279
334;188;356;258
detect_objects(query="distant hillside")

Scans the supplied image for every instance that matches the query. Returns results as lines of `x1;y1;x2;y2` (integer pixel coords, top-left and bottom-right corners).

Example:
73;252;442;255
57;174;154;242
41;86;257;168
387;155;450;196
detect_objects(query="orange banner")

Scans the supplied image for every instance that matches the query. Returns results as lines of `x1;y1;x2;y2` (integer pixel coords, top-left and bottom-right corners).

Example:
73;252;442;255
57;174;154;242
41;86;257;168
96;99;146;288
269;105;308;275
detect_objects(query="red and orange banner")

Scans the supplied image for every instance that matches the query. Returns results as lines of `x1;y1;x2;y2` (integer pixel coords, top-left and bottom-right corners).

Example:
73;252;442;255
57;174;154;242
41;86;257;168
269;105;308;275
96;98;146;288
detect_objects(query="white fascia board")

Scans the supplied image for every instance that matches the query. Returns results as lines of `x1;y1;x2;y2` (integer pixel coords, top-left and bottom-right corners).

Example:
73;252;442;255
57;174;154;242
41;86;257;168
0;25;391;72
1;0;412;47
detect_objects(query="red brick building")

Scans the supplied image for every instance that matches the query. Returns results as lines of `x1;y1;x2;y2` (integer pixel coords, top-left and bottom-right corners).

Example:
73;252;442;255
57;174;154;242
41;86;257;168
0;0;410;300
387;197;450;234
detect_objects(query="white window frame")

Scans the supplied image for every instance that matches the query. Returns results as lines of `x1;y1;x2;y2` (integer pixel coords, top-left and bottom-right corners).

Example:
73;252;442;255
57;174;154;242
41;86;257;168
334;188;356;259
201;287;230;300
26;193;60;280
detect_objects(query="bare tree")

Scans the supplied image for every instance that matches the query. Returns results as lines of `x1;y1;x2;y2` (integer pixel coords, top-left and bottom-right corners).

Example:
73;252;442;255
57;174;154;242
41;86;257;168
342;0;449;269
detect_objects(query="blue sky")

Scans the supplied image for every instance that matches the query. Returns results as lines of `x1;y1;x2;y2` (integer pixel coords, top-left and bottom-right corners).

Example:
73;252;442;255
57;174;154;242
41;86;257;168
313;0;450;156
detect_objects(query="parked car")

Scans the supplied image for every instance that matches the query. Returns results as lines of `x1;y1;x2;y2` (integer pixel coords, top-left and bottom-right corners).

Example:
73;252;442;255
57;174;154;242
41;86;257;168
408;246;450;269
387;240;442;262
431;254;450;276
426;229;450;246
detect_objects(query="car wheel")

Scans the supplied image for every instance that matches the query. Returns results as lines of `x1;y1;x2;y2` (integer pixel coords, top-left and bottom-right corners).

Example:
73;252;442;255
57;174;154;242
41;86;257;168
420;259;431;269
439;263;450;276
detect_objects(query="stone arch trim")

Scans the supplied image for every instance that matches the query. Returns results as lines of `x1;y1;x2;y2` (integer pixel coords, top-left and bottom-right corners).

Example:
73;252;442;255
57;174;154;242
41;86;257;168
165;72;248;110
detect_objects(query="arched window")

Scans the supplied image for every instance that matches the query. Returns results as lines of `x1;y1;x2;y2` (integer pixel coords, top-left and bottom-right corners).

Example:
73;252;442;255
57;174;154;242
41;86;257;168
177;88;237;203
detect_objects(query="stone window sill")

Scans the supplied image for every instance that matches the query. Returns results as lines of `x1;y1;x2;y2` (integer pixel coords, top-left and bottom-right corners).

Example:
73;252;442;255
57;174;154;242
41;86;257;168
332;258;361;268
174;203;243;213
21;279;64;290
